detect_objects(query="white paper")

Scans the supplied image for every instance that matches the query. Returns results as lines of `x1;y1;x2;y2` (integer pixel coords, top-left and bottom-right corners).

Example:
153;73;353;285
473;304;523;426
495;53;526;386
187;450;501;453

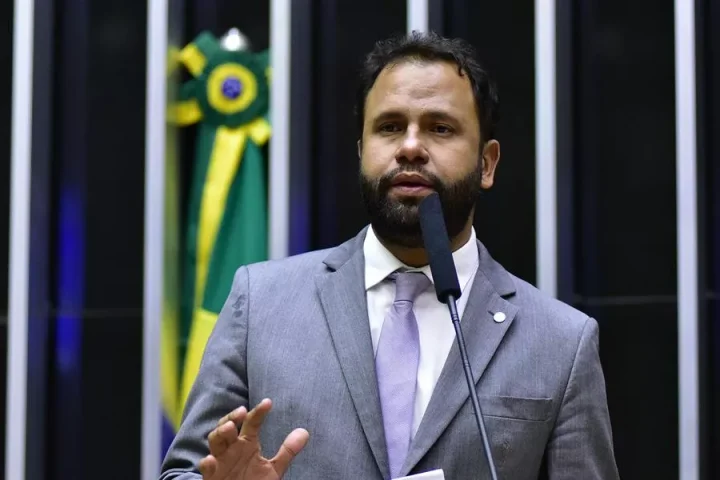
393;469;445;480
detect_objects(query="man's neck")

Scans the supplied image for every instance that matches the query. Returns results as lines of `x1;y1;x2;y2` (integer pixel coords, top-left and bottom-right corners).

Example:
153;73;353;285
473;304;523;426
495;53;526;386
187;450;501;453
377;222;474;268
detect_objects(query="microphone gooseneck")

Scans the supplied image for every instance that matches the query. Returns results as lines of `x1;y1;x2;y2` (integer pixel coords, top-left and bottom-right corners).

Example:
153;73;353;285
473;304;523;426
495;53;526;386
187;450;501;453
418;193;499;480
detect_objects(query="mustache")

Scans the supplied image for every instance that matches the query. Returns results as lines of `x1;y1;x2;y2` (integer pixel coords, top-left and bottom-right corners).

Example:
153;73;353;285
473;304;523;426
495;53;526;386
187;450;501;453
375;165;445;194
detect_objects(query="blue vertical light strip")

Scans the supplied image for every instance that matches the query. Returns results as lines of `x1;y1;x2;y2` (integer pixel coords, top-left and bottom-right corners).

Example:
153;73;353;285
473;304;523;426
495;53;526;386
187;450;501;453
54;0;87;410
52;1;88;476
54;180;85;480
55;185;84;390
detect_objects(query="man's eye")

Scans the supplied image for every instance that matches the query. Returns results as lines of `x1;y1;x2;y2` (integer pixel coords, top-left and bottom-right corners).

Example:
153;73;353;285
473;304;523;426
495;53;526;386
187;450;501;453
433;125;453;134
379;123;400;133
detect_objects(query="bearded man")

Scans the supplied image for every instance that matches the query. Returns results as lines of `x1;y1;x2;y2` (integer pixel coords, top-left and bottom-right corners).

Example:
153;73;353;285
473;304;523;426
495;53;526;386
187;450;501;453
160;31;619;480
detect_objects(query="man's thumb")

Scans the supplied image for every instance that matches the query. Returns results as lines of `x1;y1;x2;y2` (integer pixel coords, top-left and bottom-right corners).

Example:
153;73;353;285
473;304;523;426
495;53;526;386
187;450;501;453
270;428;310;477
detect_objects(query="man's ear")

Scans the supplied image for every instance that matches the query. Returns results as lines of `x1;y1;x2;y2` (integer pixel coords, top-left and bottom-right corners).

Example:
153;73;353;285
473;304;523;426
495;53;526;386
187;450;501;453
480;139;501;190
357;139;362;159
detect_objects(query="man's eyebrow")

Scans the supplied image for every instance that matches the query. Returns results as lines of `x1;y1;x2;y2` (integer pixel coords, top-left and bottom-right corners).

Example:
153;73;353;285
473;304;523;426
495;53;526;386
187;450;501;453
424;108;464;120
370;109;459;122
371;110;404;123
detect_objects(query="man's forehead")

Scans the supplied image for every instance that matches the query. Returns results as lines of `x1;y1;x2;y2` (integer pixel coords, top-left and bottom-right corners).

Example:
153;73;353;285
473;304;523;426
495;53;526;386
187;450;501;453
366;61;474;116
374;60;470;90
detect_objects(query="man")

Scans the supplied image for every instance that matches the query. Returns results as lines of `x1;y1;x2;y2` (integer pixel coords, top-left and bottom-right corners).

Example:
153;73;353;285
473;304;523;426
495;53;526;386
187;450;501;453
161;32;619;480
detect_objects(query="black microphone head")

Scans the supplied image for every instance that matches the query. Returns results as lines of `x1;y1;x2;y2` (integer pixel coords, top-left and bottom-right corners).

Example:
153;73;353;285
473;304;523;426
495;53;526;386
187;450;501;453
418;192;462;303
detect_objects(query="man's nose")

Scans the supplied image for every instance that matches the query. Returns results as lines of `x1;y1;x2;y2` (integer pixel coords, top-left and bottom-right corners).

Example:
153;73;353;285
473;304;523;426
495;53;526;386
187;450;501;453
396;129;429;164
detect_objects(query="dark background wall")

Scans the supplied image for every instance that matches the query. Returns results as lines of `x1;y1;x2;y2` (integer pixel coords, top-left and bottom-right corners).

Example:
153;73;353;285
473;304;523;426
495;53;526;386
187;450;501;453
701;0;720;476
443;0;537;286
39;1;147;478
64;2;147;478
571;1;679;478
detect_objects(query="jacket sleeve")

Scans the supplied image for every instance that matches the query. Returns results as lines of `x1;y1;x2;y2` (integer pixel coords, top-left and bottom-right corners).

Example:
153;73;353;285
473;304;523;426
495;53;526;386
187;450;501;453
545;317;620;479
159;267;251;480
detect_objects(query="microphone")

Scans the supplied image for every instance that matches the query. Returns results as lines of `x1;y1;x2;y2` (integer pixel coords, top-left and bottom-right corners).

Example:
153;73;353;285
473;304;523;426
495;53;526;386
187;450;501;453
418;192;499;480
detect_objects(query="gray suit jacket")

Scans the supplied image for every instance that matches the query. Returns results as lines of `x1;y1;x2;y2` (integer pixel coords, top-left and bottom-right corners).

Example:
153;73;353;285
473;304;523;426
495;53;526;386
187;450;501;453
160;228;619;479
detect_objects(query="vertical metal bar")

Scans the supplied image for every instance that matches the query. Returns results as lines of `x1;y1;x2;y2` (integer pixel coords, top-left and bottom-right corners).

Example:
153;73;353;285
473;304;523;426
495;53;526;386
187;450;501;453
270;0;291;260
408;0;429;32
675;0;700;478
535;0;557;297
5;0;34;478
142;0;168;477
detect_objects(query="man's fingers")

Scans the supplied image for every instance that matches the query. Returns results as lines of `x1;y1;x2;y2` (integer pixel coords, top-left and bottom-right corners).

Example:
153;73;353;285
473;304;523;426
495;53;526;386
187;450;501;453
239;398;273;440
217;406;247;427
198;455;217;478
208;420;240;457
270;428;310;477
207;406;247;456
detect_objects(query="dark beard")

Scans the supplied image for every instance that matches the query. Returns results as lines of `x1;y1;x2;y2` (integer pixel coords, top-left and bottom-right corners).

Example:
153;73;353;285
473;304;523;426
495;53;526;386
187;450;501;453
359;164;482;248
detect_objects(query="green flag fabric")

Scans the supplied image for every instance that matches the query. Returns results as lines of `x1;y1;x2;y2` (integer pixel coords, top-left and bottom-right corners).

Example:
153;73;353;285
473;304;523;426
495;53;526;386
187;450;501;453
166;31;271;426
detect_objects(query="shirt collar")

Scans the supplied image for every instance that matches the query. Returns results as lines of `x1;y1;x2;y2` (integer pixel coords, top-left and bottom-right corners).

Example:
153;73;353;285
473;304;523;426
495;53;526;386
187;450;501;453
363;224;479;292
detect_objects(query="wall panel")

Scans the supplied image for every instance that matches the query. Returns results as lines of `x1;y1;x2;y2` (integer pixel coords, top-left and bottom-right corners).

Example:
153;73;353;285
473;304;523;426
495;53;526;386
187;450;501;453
701;0;720;477
572;0;678;477
312;0;407;248
444;0;537;285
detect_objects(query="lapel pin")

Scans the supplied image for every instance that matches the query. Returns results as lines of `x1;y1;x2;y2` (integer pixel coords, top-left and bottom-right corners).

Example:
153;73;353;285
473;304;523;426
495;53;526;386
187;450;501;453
493;312;506;323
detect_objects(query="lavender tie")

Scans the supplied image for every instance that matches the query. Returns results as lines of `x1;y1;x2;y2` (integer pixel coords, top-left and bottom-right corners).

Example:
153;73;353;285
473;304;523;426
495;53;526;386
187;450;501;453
375;271;431;479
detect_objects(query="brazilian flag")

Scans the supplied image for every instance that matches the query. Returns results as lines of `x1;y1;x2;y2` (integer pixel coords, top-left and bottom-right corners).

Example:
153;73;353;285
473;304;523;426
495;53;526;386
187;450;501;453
162;32;271;453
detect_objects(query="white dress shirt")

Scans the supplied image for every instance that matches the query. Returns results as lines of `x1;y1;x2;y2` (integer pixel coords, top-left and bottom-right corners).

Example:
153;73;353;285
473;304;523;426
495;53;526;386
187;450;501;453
363;225;480;437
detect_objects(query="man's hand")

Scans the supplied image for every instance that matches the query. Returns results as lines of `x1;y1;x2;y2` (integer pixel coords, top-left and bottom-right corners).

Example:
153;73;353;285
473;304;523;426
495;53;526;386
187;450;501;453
198;399;309;480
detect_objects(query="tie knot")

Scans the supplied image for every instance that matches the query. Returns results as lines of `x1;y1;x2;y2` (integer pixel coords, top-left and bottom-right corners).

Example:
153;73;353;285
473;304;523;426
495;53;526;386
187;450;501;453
390;271;431;303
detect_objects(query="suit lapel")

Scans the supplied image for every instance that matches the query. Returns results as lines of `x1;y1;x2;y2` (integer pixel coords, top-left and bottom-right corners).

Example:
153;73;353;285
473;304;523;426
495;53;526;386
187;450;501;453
315;231;390;479
400;241;519;476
